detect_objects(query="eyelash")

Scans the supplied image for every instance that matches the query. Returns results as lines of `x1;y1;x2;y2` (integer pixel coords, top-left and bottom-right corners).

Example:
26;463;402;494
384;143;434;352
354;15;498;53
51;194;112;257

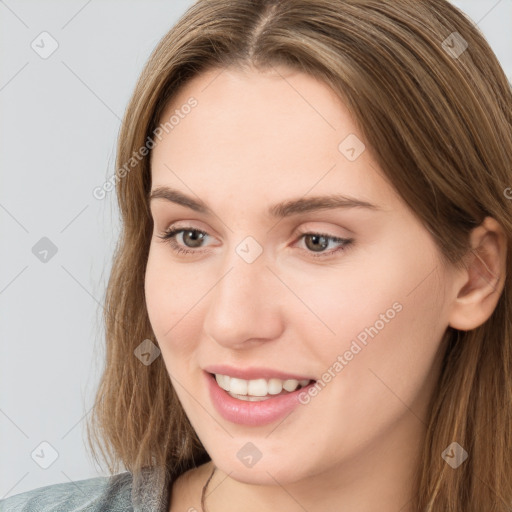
156;226;354;259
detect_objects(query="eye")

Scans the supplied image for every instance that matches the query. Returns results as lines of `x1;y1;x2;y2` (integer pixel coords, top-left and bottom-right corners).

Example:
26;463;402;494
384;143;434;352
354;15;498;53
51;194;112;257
156;226;354;259
156;227;211;256
294;228;353;258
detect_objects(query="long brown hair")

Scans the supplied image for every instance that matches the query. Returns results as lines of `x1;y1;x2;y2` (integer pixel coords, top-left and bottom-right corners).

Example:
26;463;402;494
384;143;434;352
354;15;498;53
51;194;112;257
86;1;512;509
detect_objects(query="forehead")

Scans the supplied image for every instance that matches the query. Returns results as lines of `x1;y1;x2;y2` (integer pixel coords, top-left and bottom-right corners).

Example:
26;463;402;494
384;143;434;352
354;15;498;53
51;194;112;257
156;65;353;149
150;66;401;214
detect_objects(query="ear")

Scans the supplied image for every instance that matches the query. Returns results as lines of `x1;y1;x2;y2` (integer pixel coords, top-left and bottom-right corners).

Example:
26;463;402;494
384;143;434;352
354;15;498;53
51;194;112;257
448;217;507;331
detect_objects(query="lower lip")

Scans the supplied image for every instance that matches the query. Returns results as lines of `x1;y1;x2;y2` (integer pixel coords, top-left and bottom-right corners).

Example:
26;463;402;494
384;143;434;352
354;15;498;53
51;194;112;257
205;371;316;426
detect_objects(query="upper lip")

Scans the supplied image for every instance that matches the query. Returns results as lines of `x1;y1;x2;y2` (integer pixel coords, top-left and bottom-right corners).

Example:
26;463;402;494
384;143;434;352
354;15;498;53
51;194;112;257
203;364;316;382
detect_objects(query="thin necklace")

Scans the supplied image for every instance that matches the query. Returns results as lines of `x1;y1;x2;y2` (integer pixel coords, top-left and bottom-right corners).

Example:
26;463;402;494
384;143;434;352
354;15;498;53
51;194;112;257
200;465;216;512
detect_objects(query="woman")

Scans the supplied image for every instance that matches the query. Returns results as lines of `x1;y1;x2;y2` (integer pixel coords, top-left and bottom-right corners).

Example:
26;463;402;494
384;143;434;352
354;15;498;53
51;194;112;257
2;0;511;511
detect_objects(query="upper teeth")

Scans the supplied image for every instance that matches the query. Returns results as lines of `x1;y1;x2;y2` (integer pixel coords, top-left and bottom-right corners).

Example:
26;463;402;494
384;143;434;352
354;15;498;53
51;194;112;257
214;374;310;396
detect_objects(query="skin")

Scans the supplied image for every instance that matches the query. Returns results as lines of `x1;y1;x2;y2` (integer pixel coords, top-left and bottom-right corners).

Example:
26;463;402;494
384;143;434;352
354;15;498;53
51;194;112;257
144;64;507;512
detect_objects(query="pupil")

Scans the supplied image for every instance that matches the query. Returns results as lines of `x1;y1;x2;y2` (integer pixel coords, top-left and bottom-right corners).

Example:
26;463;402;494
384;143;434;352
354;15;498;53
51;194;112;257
184;230;204;247
307;234;328;252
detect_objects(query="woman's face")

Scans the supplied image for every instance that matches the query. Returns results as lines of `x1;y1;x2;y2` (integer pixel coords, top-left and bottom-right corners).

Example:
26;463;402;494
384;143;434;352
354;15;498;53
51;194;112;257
145;65;456;487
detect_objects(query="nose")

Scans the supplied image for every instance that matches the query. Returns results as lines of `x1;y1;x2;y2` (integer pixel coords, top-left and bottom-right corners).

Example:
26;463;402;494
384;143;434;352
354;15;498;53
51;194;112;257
202;251;285;349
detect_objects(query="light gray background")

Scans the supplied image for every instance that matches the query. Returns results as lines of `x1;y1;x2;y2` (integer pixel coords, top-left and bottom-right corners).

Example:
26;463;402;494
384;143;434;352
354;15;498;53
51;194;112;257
1;0;511;499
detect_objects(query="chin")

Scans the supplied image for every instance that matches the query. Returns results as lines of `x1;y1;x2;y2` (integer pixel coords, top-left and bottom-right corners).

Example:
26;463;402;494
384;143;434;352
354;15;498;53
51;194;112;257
213;453;306;486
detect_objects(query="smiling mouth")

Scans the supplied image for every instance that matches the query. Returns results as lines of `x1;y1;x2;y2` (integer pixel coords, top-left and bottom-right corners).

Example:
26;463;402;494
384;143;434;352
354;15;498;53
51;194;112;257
208;372;315;400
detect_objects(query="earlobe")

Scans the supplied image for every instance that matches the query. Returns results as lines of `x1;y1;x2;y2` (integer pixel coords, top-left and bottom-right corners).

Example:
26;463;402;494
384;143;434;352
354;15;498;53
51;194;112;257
448;217;507;331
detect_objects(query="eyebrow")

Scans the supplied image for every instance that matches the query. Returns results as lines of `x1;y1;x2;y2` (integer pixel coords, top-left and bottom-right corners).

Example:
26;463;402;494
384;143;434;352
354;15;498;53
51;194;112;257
149;186;380;218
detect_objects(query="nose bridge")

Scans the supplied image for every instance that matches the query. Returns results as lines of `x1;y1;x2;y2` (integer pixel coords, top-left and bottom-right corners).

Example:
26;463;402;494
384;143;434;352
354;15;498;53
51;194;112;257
202;239;283;346
215;234;270;302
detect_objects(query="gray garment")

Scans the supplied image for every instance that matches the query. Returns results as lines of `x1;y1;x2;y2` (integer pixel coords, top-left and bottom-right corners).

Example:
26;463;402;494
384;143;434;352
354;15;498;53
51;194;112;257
0;466;171;512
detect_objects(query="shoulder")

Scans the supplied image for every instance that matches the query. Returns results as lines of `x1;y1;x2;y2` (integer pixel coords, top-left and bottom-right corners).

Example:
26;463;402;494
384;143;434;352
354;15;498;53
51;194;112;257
0;472;133;512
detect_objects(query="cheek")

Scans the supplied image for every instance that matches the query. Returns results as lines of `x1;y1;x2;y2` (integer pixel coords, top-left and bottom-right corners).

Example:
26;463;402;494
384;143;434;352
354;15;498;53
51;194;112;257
296;240;446;400
323;269;446;422
282;258;405;357
144;250;172;336
144;248;207;361
299;284;446;466
145;249;184;344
